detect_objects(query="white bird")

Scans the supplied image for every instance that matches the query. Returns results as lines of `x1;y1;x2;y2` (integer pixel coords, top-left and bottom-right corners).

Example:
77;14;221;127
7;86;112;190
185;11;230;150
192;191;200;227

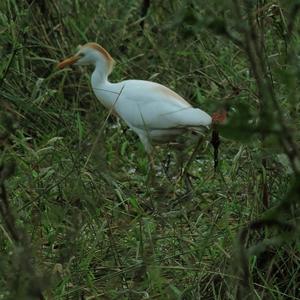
58;42;212;155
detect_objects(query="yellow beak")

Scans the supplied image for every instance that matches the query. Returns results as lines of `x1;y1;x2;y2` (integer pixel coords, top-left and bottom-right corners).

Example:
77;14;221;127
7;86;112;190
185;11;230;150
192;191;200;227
57;55;80;69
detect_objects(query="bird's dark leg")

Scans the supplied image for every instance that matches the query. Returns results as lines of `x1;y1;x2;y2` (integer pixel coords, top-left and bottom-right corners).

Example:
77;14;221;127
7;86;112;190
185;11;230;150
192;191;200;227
174;147;184;178
211;108;228;172
161;152;173;181
144;142;156;186
137;133;155;184
210;129;220;172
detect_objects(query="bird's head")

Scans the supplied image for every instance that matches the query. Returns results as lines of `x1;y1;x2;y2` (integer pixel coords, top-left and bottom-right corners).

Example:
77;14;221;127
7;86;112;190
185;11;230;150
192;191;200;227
57;42;115;74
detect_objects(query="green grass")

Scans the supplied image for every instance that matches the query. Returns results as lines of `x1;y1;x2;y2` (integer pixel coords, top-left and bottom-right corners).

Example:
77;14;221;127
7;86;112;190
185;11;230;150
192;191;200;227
1;0;300;299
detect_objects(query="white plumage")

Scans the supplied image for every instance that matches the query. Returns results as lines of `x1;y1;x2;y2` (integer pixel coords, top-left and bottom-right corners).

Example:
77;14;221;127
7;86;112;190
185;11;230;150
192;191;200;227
58;42;212;153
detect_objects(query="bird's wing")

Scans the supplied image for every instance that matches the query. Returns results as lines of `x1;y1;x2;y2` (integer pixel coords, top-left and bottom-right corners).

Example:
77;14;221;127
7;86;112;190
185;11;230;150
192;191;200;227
115;80;212;130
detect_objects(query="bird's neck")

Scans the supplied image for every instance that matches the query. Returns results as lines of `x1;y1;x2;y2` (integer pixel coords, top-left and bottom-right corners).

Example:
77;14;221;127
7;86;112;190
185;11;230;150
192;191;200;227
91;60;110;86
91;61;119;110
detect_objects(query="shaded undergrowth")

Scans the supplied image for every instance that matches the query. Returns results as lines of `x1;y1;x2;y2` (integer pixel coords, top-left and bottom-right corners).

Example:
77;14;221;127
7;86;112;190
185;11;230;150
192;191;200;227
0;0;300;299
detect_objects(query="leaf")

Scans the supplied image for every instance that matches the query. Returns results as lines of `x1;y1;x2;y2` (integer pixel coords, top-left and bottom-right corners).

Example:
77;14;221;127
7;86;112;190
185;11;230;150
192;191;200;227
128;196;139;209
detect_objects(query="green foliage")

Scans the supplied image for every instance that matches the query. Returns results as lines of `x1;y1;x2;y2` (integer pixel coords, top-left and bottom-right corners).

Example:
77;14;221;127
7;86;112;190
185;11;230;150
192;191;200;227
0;0;300;299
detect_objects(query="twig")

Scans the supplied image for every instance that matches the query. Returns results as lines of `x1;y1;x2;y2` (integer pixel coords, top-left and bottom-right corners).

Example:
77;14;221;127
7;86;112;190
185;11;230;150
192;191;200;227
83;85;125;169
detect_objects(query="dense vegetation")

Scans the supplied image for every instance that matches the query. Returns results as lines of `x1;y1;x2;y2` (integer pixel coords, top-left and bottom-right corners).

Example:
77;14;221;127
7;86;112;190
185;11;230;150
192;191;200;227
1;0;300;299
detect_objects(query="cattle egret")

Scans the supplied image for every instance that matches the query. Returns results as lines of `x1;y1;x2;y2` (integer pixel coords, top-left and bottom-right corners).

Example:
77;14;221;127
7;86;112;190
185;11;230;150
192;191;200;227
58;43;212;159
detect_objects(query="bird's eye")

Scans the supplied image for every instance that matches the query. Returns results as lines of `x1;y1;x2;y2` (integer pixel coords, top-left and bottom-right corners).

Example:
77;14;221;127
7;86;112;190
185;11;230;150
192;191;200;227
78;53;84;58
